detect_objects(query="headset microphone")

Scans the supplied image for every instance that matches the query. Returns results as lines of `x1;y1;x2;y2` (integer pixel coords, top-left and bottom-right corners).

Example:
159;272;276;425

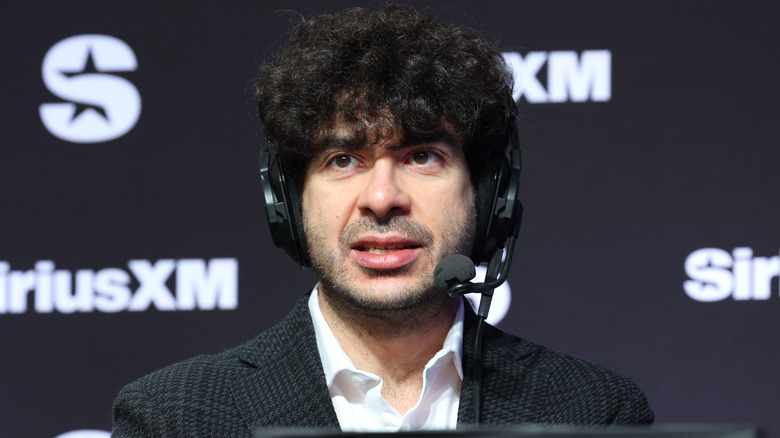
440;234;518;299
434;254;476;292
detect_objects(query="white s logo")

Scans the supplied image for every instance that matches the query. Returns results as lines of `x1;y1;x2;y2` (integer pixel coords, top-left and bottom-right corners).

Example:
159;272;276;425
39;34;141;143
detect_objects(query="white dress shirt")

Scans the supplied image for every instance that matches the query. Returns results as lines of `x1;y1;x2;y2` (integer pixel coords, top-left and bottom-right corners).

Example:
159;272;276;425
308;287;464;431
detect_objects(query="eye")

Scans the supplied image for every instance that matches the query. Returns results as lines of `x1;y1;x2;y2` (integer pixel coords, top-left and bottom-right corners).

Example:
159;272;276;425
329;154;359;169
409;150;441;165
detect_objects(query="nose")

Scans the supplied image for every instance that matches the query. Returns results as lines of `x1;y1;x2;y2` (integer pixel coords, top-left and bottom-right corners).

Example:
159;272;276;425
356;159;411;220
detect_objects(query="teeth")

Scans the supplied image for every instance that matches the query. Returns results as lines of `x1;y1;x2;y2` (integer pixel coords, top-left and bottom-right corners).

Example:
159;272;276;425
363;244;409;254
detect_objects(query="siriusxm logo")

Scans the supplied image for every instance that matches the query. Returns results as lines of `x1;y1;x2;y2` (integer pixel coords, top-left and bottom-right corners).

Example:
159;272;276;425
684;247;780;302
39;34;141;143
0;258;237;314
503;50;611;103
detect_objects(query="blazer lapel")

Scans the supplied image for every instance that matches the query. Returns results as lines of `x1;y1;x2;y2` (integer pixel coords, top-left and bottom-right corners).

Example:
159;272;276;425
230;296;340;430
458;302;548;426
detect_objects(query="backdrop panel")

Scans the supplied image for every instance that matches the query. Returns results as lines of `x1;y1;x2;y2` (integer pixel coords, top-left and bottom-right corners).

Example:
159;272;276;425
1;1;778;437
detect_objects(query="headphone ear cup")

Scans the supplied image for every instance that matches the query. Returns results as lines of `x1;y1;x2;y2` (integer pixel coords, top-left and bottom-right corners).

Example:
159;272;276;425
471;148;523;264
260;145;310;267
472;156;509;264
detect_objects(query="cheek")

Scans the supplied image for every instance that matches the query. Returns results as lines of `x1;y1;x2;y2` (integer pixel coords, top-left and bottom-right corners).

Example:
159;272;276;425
449;179;474;211
302;186;351;239
423;183;473;228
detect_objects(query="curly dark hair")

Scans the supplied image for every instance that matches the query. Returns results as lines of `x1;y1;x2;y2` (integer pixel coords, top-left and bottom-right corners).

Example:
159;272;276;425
255;4;515;186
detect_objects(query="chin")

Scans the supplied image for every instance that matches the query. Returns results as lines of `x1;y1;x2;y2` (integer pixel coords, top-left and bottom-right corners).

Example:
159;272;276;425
328;276;440;306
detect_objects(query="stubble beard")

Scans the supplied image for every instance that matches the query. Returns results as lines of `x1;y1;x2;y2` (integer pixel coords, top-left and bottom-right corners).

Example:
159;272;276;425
304;207;476;340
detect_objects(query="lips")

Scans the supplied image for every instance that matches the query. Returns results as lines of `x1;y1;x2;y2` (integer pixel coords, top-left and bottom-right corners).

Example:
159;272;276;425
350;237;422;269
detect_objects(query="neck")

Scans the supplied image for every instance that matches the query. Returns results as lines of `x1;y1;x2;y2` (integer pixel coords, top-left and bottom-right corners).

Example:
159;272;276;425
318;285;459;413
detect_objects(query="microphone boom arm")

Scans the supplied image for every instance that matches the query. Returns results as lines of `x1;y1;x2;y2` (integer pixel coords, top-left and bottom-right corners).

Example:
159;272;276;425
446;233;518;300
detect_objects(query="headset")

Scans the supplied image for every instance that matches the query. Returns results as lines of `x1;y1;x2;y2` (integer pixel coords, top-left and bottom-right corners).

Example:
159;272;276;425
259;118;523;269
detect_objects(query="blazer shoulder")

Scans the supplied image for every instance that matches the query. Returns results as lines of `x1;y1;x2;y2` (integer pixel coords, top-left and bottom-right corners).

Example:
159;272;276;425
480;325;654;424
112;295;319;437
112;347;249;438
119;345;243;396
116;294;314;402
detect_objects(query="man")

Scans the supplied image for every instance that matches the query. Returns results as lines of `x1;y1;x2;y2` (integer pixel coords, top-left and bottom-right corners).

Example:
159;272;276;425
112;5;653;437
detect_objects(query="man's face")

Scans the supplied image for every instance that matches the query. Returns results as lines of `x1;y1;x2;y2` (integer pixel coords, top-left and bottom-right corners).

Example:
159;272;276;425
302;129;475;319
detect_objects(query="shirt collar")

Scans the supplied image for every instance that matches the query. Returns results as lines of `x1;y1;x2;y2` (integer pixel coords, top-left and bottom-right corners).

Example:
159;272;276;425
308;285;464;387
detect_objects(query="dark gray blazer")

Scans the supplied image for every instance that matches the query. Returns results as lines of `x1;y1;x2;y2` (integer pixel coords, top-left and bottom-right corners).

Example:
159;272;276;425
112;295;653;437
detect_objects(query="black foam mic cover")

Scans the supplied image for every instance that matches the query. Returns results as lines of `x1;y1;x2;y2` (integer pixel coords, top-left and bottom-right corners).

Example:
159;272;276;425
434;254;476;293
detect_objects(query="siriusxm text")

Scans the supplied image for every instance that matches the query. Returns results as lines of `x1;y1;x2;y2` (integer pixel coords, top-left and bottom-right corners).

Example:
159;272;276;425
684;247;780;302
0;258;237;314
502;50;611;103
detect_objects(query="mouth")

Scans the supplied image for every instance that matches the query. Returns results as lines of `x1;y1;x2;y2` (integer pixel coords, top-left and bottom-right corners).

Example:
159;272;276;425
350;238;423;270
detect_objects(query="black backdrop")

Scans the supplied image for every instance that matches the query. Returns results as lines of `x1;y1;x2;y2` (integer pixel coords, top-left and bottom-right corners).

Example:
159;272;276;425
2;1;779;437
